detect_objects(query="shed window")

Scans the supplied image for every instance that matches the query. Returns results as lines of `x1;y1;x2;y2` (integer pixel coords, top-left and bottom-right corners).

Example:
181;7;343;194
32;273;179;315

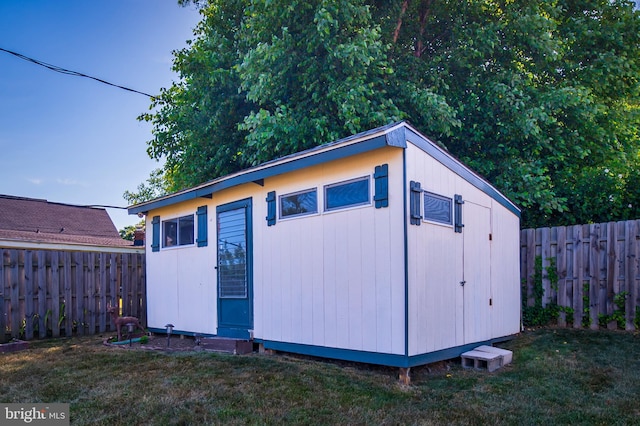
163;215;195;247
280;189;317;218
423;192;453;225
324;177;370;211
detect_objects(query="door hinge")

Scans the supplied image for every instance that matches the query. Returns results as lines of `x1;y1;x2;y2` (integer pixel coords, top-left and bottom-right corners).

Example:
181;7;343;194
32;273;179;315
489;233;492;241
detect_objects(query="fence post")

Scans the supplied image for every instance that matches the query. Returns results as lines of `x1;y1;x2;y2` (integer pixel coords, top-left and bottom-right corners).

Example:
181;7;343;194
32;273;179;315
24;250;34;340
556;226;567;327
51;251;60;338
626;221;638;330
9;250;20;339
0;250;8;343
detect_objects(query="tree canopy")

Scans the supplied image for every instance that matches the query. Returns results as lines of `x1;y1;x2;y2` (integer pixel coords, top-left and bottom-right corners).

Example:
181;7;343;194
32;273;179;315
129;0;640;228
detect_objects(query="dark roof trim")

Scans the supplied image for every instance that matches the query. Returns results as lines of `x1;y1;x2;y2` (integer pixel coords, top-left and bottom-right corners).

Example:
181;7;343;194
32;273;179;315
128;122;519;217
129;133;390;214
403;127;521;217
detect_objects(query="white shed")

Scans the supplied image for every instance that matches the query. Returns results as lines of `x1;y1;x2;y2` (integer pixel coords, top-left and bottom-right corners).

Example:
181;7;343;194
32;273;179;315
129;121;521;369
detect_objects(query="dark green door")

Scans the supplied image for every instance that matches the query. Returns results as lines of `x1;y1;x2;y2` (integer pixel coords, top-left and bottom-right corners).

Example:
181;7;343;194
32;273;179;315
216;198;253;338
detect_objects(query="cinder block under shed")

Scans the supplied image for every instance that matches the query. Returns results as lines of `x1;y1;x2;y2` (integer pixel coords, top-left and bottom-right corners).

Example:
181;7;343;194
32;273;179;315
474;345;513;365
461;346;513;372
200;337;253;354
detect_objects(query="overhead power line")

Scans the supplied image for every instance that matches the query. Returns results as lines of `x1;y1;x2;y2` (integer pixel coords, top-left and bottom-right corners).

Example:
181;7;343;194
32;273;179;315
0;47;156;98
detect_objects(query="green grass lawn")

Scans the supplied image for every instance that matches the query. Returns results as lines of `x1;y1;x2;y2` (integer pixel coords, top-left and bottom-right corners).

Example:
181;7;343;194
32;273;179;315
1;328;639;425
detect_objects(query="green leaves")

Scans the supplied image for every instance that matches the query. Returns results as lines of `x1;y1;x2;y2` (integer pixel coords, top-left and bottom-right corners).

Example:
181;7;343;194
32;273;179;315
128;0;640;229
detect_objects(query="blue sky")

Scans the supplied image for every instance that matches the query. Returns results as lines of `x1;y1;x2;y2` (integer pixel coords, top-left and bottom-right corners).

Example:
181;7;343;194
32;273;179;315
0;1;201;231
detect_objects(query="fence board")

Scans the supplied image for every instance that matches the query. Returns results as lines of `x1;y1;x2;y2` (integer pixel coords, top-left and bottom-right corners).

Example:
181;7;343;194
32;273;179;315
606;222;616;329
589;224;599;330
0;251;8;343
556;226;567;326
63;252;72;335
137;254;146;325
121;255;130;316
525;228;536;306
51;251;60;337
76;252;86;336
10;250;19;339
625;221;635;330
131;254;139;318
99;253;107;333
24;251;34;340
37;251;46;339
87;252;96;335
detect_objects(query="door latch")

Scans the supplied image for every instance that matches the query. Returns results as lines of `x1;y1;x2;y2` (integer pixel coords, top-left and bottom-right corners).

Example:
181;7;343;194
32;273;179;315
459;280;466;287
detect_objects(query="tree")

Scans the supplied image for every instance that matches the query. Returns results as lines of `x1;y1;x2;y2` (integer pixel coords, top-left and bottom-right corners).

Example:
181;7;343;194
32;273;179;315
137;0;429;193
131;0;640;228
123;168;170;205
374;0;640;226
119;220;145;241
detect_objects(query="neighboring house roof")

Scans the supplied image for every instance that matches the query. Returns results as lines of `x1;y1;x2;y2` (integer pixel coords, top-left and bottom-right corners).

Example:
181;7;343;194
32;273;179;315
128;121;520;217
0;194;133;248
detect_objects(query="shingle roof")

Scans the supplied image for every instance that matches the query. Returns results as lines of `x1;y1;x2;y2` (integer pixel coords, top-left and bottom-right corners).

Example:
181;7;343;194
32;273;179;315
0;194;133;248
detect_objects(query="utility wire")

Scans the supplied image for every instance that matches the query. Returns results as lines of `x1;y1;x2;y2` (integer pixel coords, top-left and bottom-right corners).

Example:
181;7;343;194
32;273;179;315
0;47;156;98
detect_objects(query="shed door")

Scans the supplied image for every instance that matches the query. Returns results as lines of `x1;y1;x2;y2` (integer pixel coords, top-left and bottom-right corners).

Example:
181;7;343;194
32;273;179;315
216;198;253;338
462;202;492;343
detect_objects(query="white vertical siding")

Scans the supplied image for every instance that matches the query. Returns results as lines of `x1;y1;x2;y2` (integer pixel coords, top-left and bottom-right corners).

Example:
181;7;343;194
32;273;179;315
254;147;406;355
145;201;217;335
490;200;521;337
144;132;518;360
405;142;520;356
406;143;462;355
462;201;492;343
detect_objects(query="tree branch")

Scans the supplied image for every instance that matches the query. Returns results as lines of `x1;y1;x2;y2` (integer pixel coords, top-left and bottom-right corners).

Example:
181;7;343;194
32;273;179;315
393;0;411;43
414;0;433;58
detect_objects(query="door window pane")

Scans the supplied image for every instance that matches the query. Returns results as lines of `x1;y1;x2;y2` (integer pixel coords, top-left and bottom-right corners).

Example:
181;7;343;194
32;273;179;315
218;208;247;298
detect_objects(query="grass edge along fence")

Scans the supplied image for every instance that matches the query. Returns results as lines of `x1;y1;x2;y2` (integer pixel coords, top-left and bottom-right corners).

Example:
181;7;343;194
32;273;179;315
0;249;145;343
521;219;640;330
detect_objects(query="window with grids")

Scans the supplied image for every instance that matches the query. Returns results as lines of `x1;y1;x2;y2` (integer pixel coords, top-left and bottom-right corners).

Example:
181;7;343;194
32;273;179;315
162;215;194;247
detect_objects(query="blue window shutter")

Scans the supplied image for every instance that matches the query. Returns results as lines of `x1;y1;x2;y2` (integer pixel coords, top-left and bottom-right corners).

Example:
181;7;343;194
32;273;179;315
151;216;160;252
410;181;422;226
455;194;464;233
374;164;389;208
197;205;208;247
266;191;276;226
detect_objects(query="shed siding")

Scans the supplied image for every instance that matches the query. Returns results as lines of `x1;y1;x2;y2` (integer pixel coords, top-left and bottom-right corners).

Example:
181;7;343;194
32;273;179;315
141;122;520;365
254;147;406;355
405;143;520;356
462;201;492;343
405;143;462;355
145;199;217;334
490;200;521;337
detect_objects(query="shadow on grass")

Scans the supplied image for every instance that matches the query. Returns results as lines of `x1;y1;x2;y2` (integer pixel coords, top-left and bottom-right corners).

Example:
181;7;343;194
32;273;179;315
1;328;639;425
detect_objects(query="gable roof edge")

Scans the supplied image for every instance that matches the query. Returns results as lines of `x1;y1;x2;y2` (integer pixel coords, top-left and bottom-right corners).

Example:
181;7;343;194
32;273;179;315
129;122;407;214
129;121;520;218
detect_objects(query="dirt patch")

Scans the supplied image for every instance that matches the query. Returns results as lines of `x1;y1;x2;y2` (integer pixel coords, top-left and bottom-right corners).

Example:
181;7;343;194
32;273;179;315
103;333;202;352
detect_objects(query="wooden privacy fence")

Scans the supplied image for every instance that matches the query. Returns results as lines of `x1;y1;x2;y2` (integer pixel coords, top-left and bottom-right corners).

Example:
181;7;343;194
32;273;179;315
521;219;640;330
1;249;145;343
